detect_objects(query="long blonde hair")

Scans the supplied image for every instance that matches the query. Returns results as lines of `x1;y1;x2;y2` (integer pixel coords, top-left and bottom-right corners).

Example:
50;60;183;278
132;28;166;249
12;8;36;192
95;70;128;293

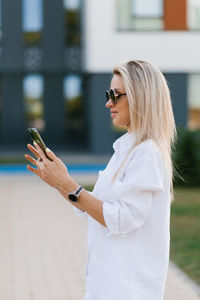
112;60;177;202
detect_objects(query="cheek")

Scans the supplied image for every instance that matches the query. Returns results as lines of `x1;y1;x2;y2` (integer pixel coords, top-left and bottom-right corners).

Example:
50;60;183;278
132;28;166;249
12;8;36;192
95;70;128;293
121;104;130;121
115;106;130;125
124;109;131;124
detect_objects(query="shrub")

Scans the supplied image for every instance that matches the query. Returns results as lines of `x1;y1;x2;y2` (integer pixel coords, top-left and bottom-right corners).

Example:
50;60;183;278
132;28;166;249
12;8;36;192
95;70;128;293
173;127;200;186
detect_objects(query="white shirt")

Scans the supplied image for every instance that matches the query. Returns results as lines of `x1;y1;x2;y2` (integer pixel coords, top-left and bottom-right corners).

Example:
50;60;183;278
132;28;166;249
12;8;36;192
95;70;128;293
74;132;171;300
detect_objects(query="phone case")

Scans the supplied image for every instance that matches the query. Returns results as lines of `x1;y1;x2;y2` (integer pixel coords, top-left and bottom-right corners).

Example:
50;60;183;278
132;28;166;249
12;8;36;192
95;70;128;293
27;128;52;161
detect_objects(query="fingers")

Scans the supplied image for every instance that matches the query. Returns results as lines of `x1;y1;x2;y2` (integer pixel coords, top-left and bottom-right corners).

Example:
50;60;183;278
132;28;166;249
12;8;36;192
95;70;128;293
24;154;37;166
45;148;57;162
27;144;40;159
27;165;41;177
27;142;56;163
33;142;46;161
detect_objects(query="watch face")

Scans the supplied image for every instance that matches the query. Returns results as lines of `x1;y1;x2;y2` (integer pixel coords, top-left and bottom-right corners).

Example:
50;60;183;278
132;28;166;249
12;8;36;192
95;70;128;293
68;193;78;202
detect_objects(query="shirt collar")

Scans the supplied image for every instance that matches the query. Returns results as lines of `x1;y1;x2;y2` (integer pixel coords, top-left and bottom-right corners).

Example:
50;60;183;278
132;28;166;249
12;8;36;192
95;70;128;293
113;131;136;154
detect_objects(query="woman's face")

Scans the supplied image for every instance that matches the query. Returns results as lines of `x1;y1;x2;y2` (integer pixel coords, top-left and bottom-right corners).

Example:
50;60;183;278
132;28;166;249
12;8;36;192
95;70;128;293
106;74;131;133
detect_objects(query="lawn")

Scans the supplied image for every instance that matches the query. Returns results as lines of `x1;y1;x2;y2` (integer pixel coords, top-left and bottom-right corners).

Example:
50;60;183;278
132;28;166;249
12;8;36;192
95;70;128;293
170;187;200;286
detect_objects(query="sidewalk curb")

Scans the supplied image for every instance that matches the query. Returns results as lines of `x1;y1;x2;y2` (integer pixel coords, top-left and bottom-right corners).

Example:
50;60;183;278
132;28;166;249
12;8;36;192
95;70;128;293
169;261;200;296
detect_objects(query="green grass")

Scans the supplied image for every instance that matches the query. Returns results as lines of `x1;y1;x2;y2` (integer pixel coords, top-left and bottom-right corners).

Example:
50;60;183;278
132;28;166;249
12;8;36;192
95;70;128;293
170;187;200;286
84;185;94;192
0;158;27;164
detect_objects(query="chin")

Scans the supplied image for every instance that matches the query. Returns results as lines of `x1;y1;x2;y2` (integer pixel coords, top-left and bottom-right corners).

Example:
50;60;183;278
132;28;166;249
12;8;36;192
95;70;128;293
113;120;126;128
113;118;121;125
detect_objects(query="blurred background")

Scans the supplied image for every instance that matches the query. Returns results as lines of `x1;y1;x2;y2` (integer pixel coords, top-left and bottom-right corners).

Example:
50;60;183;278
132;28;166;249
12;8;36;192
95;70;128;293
0;0;199;154
0;0;200;299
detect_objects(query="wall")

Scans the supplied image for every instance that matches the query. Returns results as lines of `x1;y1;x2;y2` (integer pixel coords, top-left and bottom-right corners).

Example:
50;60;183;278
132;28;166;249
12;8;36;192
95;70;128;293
83;0;200;73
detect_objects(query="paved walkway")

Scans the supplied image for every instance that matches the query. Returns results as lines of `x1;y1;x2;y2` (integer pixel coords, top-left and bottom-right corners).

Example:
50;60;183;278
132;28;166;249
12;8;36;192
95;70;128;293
0;175;200;300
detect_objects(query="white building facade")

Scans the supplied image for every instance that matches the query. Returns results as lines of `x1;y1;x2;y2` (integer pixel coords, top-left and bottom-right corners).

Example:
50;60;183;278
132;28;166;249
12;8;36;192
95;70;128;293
83;0;200;153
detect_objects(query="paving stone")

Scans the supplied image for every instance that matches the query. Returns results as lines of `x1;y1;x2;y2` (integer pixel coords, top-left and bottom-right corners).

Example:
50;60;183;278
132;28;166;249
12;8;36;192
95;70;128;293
0;175;199;300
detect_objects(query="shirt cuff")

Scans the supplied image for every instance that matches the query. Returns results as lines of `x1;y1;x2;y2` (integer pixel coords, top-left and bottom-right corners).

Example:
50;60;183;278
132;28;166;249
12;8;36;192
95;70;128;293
103;201;128;238
72;190;93;218
73;206;88;218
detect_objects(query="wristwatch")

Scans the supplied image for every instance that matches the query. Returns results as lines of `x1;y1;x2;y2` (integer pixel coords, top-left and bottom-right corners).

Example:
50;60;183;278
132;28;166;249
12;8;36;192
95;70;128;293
68;186;84;202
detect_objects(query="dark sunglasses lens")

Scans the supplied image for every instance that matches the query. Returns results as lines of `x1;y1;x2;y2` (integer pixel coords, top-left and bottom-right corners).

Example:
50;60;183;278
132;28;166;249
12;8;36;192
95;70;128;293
106;90;110;101
109;89;116;103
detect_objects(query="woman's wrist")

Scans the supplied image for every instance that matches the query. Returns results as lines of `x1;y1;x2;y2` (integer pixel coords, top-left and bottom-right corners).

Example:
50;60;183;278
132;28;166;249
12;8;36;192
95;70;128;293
56;176;79;196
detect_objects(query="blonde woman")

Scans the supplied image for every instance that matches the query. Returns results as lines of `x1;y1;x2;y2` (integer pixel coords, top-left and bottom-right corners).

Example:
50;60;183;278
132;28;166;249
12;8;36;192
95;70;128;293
25;60;177;300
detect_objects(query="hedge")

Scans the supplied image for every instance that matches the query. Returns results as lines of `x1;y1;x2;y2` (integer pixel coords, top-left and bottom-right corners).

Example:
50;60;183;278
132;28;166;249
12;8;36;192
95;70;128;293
172;127;200;187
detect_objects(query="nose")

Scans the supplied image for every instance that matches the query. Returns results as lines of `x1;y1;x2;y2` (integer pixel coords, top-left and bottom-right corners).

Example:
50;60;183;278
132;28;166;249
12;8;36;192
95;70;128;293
105;99;114;108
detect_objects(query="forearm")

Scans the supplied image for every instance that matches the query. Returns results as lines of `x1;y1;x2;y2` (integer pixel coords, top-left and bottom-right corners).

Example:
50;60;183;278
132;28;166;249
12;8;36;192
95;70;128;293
57;177;106;227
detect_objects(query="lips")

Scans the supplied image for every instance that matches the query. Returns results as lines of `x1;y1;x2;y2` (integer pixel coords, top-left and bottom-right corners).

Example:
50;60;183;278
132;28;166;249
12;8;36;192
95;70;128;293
110;111;118;118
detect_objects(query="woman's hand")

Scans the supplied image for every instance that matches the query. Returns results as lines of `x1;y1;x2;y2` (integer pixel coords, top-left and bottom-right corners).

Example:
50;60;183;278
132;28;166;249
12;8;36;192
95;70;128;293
25;143;70;190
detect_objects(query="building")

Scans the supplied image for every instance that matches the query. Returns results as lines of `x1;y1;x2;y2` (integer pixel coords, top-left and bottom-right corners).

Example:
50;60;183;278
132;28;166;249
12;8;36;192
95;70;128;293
0;0;200;154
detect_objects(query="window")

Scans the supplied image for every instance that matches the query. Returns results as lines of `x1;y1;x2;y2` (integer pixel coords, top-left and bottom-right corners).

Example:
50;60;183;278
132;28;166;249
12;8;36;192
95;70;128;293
63;74;84;139
188;0;200;30
63;0;81;46
117;0;200;31
23;0;43;44
64;0;80;10
131;0;163;18
23;74;45;131
117;0;163;30
188;74;200;130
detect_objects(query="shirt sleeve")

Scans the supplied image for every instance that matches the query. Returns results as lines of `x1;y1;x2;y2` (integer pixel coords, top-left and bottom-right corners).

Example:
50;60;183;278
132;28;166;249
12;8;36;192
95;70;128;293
103;142;165;237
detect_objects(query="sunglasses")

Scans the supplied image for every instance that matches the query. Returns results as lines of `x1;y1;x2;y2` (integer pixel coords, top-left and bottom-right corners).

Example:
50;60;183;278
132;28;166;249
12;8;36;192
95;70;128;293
106;89;127;105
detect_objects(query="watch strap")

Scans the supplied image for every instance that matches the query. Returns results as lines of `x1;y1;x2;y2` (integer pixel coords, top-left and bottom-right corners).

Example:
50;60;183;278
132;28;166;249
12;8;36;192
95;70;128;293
75;186;83;196
68;185;84;202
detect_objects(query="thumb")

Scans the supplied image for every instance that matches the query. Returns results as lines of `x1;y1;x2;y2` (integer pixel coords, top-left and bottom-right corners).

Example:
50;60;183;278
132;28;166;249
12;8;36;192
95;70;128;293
45;148;56;161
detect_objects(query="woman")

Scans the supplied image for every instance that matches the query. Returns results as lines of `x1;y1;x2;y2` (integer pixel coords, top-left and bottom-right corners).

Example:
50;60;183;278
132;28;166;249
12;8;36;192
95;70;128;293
25;60;177;300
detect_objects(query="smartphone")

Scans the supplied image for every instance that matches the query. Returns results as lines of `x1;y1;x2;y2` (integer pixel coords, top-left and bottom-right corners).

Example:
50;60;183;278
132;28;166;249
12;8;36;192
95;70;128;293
27;128;52;161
